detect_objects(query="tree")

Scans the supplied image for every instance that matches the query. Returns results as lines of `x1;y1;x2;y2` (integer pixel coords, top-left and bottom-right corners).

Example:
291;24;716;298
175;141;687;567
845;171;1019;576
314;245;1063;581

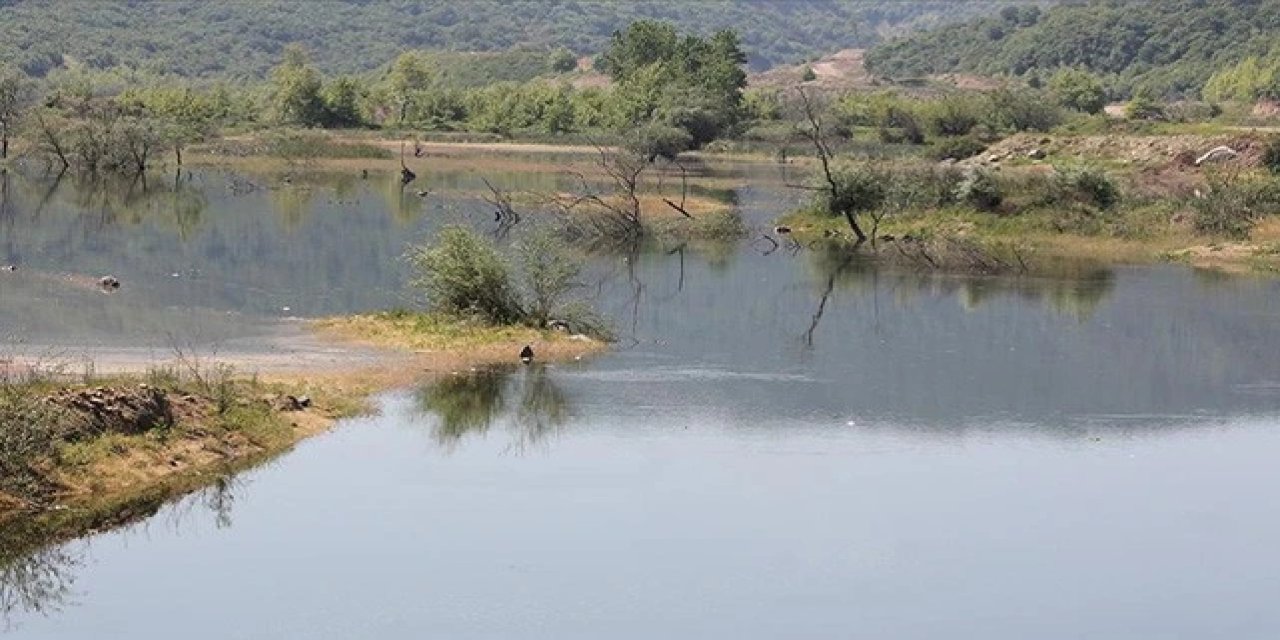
792;88;867;242
548;47;578;74
270;44;325;126
601;20;747;148
321;76;364;128
0;66;34;159
1049;68;1107;114
387;51;433;125
1126;87;1165;120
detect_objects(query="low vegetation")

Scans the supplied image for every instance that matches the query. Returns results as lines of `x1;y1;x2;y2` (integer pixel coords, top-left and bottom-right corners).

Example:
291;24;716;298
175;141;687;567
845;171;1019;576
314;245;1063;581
0;362;355;517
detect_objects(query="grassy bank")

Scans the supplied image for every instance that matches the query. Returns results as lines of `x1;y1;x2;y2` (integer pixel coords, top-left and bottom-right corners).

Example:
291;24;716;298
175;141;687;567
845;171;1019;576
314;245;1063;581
314;310;606;372
0;366;365;526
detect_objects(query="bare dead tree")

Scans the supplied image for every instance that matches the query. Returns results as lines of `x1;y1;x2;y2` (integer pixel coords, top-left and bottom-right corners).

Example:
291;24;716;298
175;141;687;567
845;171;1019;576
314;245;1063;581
398;142;416;185
481;176;521;239
792;87;866;243
550;142;647;241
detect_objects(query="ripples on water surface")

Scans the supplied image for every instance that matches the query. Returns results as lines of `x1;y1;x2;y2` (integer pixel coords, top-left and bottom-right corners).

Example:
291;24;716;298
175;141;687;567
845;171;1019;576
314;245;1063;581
3;164;1280;638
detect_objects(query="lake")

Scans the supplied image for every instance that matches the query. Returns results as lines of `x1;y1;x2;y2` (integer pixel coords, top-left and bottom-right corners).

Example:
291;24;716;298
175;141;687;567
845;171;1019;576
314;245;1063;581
3;158;1280;639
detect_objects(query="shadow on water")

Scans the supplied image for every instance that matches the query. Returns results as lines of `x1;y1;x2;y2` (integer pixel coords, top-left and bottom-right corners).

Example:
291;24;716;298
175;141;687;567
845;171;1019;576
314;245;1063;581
415;365;572;453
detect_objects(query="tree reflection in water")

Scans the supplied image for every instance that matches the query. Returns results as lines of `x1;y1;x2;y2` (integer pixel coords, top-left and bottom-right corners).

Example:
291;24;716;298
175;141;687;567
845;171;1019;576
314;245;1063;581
416;364;572;453
0;534;81;630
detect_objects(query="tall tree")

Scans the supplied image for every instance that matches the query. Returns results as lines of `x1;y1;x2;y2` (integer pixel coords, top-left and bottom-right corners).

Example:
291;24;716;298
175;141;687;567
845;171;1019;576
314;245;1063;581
0;66;34;159
387;51;433;125
270;44;325;126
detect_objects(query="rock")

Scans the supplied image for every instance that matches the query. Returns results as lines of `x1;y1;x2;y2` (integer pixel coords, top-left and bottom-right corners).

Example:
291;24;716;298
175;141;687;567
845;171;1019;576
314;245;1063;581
0;265;16;272
520;345;534;364
1027;149;1047;160
98;275;121;290
1195;146;1239;166
46;385;174;438
773;225;792;235
547;319;571;332
272;395;308;412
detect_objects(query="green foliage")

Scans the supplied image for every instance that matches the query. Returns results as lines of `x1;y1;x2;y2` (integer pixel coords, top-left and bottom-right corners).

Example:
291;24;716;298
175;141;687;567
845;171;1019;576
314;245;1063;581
1125;87;1166;121
408;226;524;325
1049;68;1107;114
821;163;888;215
602;21;747;147
987;88;1062;132
0;1;1016;79
801;67;817;82
1054;165;1120;210
954;169;1003;211
548;48;578;74
1263;136;1280;174
1203;54;1280;102
930;136;987;161
0;64;35;158
407;226;609;338
866;0;1280;98
270;45;325;126
625;123;693;161
921;93;983;137
1191;174;1280;238
0;379;67;502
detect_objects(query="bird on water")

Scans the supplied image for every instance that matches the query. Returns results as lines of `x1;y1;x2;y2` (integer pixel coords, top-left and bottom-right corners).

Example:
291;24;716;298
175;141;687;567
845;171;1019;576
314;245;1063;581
520;345;534;364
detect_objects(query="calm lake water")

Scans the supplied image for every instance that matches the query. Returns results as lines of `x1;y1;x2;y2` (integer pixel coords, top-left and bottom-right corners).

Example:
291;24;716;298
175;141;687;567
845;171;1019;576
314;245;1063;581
4;160;1280;638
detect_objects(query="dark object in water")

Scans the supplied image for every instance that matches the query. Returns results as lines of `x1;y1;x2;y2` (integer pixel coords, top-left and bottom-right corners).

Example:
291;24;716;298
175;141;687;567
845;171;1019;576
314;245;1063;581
416;190;430;197
361;169;369;179
400;166;416;185
99;275;121;290
520;345;534;364
774;226;792;235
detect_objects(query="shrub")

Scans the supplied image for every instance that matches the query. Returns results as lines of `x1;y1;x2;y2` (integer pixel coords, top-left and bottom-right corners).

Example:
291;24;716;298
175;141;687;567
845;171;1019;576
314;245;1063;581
408;226;523;324
955;169;1003;211
822;163;888;215
923;93;982;137
625;122;693;162
1055;165;1120;209
1263;136;1280;175
930;136;987;161
0;379;68;502
1191;175;1280;238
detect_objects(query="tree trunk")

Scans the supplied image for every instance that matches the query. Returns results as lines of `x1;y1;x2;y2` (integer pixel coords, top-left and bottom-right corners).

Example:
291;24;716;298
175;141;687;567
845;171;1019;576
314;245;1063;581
842;210;867;242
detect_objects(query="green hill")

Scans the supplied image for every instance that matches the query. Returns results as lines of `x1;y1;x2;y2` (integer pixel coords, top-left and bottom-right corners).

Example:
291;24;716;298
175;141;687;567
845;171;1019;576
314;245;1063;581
1;0;1030;79
866;0;1280;97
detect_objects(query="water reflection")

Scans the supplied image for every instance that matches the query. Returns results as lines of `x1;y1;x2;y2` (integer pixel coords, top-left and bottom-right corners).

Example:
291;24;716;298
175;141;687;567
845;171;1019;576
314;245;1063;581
416;365;571;453
0;473;246;630
800;245;1118;346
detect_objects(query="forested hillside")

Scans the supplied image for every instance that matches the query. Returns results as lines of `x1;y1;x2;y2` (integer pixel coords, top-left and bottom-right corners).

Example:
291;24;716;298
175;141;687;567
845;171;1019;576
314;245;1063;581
866;0;1280;97
0;0;1030;79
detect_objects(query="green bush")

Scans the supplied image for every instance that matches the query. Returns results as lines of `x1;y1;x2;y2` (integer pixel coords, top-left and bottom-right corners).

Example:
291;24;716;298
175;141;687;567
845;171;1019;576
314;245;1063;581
955;169;1003;211
823;163;888;214
1055;165;1120;209
1191;175;1280;239
0;380;68;502
625;122;693;161
1263;137;1280;175
922;93;982;137
408;226;524;324
929;136;987;161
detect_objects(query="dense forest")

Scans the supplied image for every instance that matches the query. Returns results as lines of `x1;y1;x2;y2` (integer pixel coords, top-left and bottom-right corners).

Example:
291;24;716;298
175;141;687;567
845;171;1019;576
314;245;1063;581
866;0;1280;98
0;0;1033;79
